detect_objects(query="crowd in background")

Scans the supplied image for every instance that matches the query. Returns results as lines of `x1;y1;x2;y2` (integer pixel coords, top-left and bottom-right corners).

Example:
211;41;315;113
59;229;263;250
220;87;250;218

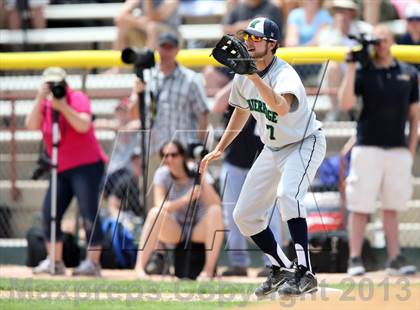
2;0;419;278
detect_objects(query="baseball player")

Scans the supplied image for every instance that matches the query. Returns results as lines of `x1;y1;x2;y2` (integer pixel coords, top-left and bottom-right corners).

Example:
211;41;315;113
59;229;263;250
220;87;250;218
200;17;326;296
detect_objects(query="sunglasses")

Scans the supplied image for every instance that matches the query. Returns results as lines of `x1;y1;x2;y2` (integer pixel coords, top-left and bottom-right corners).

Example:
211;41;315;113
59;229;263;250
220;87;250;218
243;33;276;43
163;152;180;158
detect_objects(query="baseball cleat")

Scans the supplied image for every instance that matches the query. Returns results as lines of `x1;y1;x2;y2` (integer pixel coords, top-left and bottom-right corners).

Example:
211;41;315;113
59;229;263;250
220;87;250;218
277;264;317;296
254;265;295;299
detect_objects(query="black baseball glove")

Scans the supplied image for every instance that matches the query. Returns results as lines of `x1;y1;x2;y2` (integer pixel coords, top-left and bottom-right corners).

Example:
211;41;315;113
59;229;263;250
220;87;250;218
211;35;258;75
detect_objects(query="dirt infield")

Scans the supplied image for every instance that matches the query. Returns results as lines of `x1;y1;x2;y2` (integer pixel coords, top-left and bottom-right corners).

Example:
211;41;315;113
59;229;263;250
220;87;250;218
1;265;419;284
241;286;420;310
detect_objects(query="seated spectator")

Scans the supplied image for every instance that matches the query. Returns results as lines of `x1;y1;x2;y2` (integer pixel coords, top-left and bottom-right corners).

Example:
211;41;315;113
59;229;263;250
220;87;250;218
285;0;332;47
317;0;373;121
285;0;332;84
135;141;224;280
317;0;373;48
397;2;420;72
94;98;140;199
113;0;180;51
397;2;420;47
272;0;299;24
204;0;283;97
107;147;146;222
361;0;398;26
5;0;47;29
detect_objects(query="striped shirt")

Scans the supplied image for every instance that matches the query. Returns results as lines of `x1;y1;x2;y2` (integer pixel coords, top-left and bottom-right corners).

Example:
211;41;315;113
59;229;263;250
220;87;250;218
145;64;209;155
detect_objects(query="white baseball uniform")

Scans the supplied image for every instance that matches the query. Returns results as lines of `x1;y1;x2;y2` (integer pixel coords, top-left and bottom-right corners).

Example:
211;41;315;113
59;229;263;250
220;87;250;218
229;57;327;236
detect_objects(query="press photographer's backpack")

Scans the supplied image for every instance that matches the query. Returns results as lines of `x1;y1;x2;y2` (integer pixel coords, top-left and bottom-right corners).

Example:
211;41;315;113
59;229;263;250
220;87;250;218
173;241;205;279
26;226;81;267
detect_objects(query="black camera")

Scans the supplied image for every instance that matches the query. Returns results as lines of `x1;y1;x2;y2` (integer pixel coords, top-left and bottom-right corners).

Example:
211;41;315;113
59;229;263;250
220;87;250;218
48;81;66;99
347;33;381;69
31;151;51;180
121;48;156;77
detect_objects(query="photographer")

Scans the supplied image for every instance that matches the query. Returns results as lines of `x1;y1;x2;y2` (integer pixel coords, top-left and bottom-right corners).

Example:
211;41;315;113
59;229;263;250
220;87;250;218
26;67;107;276
128;31;209;208
338;25;419;276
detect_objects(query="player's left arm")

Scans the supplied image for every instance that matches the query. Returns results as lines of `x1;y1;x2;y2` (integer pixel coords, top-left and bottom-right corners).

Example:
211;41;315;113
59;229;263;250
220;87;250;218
247;74;292;116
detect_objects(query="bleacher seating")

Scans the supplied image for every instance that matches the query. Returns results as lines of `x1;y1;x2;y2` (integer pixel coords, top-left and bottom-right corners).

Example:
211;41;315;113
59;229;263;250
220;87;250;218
0;1;226;48
0;1;418;253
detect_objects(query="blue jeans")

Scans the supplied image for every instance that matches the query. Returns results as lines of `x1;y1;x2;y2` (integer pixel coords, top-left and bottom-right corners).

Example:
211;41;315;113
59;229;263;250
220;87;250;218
220;162;282;268
42;161;105;245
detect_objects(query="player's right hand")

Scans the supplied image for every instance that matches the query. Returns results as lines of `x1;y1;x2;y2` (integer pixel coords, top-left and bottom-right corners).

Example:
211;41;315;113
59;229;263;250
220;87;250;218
199;149;223;174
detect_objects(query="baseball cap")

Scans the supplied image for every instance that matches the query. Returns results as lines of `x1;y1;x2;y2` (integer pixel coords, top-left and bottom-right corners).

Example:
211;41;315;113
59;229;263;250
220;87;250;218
42;67;66;83
241;17;280;42
131;147;142;159
330;0;359;11
405;2;420;20
158;32;179;47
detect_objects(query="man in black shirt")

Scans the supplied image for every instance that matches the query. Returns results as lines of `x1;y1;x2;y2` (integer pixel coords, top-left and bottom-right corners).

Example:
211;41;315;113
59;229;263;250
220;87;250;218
108;148;145;220
339;24;419;276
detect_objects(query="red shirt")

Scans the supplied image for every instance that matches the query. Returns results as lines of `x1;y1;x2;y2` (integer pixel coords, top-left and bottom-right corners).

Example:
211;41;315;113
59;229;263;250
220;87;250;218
40;88;108;173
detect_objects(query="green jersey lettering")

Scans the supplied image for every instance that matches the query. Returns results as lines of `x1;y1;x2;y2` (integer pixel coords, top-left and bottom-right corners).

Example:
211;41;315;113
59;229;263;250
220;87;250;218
247;99;278;123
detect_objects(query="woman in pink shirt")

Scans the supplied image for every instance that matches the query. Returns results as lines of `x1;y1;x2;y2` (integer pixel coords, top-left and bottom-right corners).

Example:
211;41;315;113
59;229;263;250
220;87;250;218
25;67;107;276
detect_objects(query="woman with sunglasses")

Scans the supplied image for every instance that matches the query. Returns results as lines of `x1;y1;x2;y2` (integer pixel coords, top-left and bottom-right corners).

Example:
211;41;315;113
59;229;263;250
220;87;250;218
135;140;224;279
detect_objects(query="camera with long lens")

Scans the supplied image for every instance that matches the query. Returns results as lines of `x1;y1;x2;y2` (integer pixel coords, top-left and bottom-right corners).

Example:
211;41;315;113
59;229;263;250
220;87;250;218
121;48;156;78
49;81;66;99
347;33;381;69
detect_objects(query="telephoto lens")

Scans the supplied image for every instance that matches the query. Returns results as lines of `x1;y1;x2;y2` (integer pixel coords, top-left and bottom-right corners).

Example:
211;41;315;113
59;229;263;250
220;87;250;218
49;82;66;99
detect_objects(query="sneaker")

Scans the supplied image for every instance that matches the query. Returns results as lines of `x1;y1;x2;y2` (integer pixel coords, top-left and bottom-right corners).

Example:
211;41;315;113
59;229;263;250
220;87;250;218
386;255;417;276
254;265;295;299
277;265;317;296
72;259;101;277
33;257;65;275
222;266;248;276
347;257;366;276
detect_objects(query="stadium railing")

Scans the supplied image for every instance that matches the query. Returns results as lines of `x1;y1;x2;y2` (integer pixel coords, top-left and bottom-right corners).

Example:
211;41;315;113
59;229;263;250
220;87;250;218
0;46;419;250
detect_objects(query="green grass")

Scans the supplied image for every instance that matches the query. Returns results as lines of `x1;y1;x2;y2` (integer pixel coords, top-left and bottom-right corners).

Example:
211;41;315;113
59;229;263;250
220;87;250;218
0;277;258;294
0;300;247;310
1;277;418;310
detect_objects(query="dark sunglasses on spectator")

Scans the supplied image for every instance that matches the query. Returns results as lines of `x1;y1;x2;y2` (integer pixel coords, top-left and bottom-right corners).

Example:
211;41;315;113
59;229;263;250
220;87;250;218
163;152;180;158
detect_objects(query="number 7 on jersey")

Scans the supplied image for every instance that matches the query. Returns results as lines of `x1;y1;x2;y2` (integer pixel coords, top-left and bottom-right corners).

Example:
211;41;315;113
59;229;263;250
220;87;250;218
266;124;275;140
